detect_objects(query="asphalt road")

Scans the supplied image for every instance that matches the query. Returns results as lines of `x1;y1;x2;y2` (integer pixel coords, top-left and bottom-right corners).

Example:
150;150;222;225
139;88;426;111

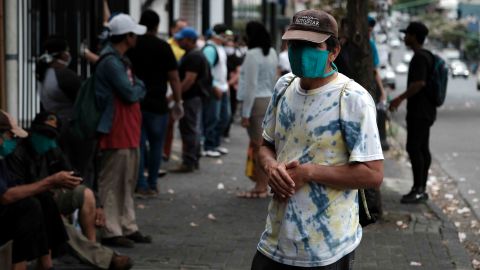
389;45;480;219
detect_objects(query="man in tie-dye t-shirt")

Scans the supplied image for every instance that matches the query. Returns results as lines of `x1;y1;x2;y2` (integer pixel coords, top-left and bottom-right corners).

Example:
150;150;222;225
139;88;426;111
251;10;384;269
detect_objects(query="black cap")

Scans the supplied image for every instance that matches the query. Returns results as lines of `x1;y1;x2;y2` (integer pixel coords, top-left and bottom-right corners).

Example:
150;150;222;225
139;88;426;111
400;21;429;38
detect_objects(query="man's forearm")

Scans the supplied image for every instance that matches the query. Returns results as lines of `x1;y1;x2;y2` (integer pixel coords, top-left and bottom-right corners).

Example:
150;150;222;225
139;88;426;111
0;177;54;205
168;71;182;103
259;141;278;173
303;161;383;189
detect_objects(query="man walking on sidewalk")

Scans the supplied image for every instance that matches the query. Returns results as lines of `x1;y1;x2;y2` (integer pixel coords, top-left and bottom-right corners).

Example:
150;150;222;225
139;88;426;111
389;22;435;204
253;10;384;269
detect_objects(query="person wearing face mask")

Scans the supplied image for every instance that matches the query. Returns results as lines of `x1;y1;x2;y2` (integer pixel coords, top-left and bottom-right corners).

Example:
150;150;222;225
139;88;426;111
252;10;384;269
6;111;133;270
0;110;82;270
36;36;81;126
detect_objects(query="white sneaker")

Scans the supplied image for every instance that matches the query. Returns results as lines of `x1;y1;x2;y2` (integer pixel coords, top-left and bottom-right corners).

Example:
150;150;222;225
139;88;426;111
216;147;229;155
205;150;221;158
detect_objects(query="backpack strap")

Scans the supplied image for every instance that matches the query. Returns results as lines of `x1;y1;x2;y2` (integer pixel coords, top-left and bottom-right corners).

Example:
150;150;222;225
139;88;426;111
274;75;297;107
338;79;373;222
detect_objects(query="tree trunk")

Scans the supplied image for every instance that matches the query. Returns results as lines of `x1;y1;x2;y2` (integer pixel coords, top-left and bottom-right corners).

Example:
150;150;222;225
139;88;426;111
345;0;374;96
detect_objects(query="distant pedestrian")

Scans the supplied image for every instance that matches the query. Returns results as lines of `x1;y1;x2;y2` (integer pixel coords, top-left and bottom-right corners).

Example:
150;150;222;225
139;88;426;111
223;34;245;139
277;40;291;76
389;22;435;204
128;10;183;196
163;18;189;163
202;24;231;158
252;10;384;269
94;13;150;248
368;16;389;151
236;21;278;199
171;27;210;172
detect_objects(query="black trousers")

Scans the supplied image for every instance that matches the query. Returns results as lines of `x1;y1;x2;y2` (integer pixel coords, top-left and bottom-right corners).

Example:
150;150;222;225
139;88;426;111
251;250;355;270
406;118;433;190
0;197;49;263
179;97;202;167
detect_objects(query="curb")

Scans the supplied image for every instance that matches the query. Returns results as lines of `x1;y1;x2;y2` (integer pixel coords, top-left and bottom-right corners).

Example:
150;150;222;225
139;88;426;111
389;120;473;270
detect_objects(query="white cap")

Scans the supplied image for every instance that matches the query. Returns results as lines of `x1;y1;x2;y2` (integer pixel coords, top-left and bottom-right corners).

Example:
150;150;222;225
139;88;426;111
108;13;147;36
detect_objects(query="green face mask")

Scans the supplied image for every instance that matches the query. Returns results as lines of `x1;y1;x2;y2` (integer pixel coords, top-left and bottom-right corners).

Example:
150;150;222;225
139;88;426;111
0;138;17;157
30;133;58;155
288;44;337;78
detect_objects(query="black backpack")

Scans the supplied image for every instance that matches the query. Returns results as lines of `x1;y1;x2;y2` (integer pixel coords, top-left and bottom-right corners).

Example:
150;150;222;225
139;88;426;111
428;52;449;107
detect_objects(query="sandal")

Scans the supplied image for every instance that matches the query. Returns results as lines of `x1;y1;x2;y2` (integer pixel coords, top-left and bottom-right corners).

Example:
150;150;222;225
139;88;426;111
236;189;269;199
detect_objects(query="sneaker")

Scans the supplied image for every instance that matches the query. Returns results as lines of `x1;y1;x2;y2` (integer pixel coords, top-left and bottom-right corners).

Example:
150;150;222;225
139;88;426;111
400;189;429;204
204;150;221;158
126;231;152;243
102;236;135;248
158;169;168;178
170;164;195;173
215;147;229;155
109;254;133;270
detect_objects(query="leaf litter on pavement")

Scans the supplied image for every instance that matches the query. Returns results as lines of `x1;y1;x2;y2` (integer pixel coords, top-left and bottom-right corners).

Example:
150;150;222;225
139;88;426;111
389;139;480;269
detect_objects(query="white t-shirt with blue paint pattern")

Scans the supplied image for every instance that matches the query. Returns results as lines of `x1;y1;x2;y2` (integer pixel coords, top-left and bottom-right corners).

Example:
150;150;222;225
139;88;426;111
258;72;384;267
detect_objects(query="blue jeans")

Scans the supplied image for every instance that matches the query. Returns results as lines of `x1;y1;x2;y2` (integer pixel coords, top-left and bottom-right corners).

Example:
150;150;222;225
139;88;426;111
203;92;231;151
137;111;169;191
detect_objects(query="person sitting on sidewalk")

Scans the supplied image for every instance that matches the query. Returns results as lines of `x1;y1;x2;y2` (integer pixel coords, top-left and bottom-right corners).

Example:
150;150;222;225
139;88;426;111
171;27;210;173
6;112;133;270
0;111;82;270
252;10;384;269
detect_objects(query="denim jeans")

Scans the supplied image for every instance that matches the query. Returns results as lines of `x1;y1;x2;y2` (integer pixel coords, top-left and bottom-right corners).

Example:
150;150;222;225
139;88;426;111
203;92;231;151
137;111;169;191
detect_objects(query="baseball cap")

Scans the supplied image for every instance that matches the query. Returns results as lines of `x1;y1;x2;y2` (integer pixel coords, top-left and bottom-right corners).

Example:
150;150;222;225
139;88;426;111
282;9;338;44
174;27;199;40
108;13;147;36
400;21;429;37
0;111;28;138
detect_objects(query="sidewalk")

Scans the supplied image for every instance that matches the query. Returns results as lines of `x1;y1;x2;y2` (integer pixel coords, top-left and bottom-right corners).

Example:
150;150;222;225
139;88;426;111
57;122;473;270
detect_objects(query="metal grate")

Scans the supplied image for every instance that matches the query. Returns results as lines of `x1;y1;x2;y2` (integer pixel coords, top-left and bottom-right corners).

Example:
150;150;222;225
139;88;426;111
14;0;128;127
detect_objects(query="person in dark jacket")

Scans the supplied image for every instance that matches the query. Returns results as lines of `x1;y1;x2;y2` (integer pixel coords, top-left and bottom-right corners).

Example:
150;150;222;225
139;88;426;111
0;110;82;270
6;111;133;270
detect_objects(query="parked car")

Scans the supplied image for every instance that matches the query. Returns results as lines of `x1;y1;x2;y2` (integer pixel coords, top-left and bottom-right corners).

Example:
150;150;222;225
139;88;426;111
402;52;413;63
379;64;396;89
450;60;470;78
477;70;480;90
389;38;401;48
395;62;408;74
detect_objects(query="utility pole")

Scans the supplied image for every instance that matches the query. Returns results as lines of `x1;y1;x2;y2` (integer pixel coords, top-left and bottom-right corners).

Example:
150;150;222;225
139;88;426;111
345;0;374;96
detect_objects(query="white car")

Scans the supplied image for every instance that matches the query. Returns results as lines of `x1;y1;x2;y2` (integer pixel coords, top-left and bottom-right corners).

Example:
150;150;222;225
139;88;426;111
389;38;401;48
477;71;480;90
450;60;470;78
402;52;413;63
395;62;408;74
379;64;396;89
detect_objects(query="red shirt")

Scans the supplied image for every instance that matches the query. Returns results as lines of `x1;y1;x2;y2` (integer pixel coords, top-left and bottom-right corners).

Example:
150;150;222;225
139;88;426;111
98;96;141;150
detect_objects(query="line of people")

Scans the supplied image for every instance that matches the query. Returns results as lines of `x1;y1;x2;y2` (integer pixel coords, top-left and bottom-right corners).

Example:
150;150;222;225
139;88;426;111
0;4;288;268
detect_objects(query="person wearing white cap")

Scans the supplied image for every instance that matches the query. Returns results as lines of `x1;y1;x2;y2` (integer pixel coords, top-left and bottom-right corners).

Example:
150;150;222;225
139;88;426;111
94;13;151;248
253;9;384;269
